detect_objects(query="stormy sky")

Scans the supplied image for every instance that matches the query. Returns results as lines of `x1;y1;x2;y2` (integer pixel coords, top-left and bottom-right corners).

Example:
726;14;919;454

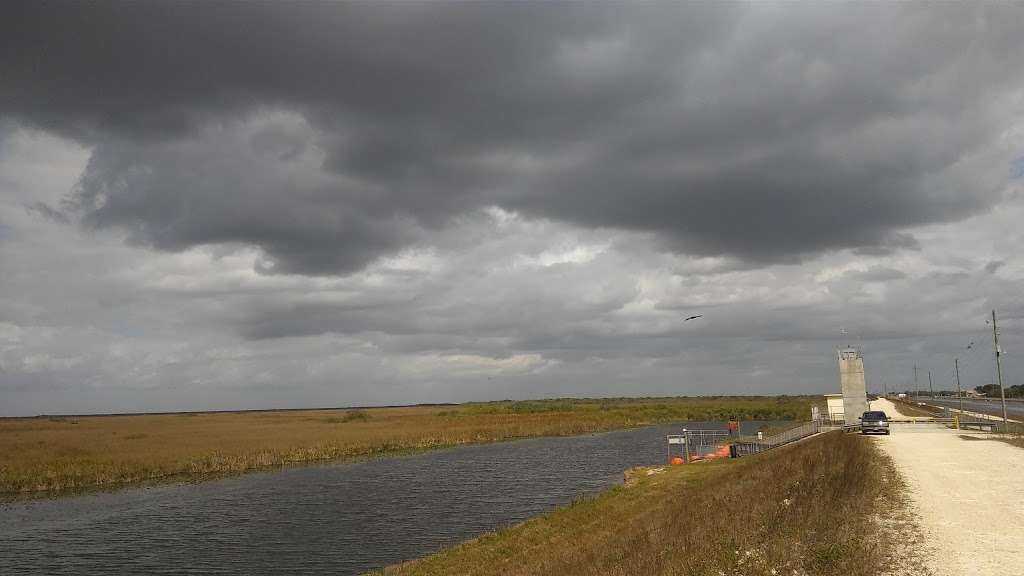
2;2;1023;416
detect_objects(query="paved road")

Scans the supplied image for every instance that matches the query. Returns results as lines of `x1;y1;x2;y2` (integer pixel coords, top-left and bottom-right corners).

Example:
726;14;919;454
922;397;1024;419
870;399;1024;575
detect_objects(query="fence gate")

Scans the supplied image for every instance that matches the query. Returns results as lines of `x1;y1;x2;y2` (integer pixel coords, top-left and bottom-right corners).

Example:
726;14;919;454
666;429;733;463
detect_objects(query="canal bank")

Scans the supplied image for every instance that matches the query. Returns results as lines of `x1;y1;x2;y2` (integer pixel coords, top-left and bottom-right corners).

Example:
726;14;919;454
377;431;912;576
0;421;771;575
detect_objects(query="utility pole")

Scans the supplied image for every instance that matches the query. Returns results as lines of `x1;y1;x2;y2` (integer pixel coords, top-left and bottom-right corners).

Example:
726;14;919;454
991;309;1009;432
955;357;963;416
928;371;933;398
917;362;925;399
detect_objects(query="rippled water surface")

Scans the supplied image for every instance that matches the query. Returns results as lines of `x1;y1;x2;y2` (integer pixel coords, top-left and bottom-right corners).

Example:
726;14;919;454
1;421;767;575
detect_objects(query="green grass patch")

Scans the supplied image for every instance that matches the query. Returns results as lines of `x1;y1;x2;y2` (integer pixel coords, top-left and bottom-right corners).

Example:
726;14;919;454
326;410;371;424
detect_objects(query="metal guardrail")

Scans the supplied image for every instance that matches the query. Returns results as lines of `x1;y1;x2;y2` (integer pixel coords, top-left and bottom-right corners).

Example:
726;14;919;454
887;418;955;424
922;403;1015;423
921;396;1024;403
959;420;998;431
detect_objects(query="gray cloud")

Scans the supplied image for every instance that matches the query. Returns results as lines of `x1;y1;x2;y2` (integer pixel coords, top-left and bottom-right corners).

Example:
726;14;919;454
984;260;1005;274
3;3;1024;416
843;267;907;283
24;201;69;224
3;2;1022;274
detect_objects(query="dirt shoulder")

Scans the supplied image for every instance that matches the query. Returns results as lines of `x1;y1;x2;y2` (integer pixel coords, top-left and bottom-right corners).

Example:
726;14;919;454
872;397;935;420
871;414;1024;575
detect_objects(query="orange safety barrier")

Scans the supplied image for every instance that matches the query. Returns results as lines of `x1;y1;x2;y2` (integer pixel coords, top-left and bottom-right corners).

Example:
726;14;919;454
670;457;684;466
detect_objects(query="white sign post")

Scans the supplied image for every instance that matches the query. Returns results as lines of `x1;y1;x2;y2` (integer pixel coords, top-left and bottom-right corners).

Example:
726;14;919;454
666;430;690;463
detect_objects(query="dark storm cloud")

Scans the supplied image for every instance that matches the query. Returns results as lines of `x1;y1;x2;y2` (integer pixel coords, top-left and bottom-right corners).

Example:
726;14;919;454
984;260;1006;274
2;2;1021;274
25;201;69;224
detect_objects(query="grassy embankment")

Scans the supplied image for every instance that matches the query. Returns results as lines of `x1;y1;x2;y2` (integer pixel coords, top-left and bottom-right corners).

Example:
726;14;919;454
377;431;916;576
0;395;816;497
960;434;1024;449
899;396;1024;429
896;397;1024;447
997;435;1024;448
889;397;943;417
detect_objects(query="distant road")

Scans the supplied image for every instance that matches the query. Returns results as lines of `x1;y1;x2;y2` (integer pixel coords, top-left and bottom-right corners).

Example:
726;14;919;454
920;397;1024;419
870;398;1024;575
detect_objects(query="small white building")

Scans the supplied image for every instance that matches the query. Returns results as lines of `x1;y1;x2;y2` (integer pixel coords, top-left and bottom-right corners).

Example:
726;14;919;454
825;393;844;422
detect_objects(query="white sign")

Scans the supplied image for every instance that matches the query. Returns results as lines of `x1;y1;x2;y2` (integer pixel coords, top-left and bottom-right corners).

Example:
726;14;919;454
667;437;686;445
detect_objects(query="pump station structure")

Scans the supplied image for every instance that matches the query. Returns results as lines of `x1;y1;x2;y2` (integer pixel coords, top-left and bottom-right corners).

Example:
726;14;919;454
836;347;868;425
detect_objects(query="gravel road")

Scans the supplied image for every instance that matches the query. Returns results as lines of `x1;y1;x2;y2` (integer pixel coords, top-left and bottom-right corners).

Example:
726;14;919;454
870;398;1024;575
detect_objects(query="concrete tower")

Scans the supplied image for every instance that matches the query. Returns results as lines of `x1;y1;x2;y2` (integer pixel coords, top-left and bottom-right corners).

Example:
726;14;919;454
837;347;867;424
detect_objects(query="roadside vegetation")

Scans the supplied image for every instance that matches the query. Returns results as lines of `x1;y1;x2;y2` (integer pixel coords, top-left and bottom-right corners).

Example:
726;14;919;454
0;396;816;497
889;397;943;417
998;435;1024;449
377;432;914;576
973;383;1024;398
960;434;1024;450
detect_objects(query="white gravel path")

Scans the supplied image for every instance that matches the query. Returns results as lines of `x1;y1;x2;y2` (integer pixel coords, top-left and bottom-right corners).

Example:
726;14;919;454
870;398;1024;575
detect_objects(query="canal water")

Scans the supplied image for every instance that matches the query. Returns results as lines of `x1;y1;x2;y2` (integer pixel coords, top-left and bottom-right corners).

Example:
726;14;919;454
1;421;768;575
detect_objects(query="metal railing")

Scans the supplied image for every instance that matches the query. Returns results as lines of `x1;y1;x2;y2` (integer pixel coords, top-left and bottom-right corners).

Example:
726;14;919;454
817;417;847;428
666;429;732;462
732;421;821;457
685;430;731;456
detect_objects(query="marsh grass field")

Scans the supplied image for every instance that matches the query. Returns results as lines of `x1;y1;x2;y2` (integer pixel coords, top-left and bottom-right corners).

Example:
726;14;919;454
378;431;914;576
0;396;817;497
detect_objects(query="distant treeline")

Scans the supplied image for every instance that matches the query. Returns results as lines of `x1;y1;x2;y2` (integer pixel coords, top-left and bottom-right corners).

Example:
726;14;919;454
898;385;1024;398
438;396;816;421
974;384;1024;398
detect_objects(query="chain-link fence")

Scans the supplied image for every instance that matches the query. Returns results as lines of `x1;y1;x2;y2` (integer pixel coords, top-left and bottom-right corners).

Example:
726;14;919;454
665;430;732;462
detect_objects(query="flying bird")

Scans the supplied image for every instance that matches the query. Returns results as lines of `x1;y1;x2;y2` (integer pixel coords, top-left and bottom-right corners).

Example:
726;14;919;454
684;315;703;322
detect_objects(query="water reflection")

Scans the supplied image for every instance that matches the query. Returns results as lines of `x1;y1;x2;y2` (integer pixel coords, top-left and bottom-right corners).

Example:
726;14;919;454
1;421;769;575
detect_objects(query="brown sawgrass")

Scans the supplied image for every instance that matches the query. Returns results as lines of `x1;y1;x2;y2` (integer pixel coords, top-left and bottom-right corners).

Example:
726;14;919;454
0;396;817;496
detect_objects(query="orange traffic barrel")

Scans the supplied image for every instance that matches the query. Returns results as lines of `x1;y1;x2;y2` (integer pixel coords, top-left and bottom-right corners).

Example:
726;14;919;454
670;457;684;465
